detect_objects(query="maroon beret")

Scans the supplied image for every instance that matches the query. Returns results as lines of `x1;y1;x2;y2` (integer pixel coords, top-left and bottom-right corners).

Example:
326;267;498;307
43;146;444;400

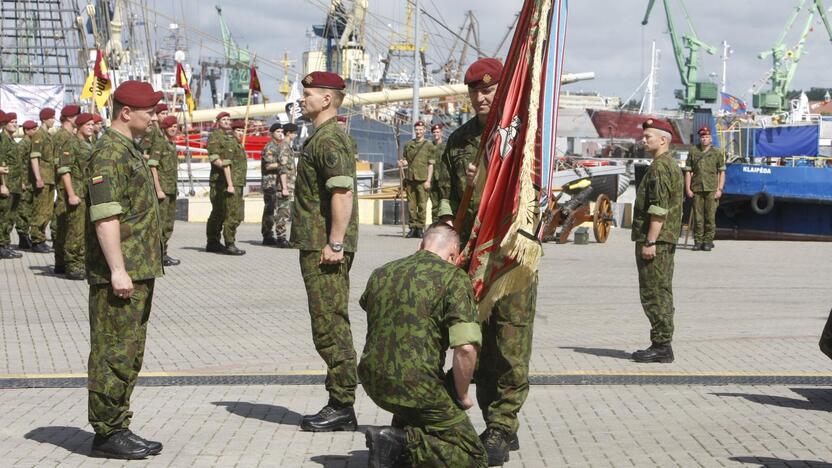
22;120;38;130
216;111;231;121
154;103;169;114
39;108;56;121
336;115;348;123
159;116;178;129
642;118;674;135
75;113;95;127
302;71;346;90
231;120;245;129
60;104;81;119
112;80;163;108
0;111;9;125
92;114;103;123
414;120;425;127
465;58;503;88
431;123;443;132
698;126;711;136
3;112;17;122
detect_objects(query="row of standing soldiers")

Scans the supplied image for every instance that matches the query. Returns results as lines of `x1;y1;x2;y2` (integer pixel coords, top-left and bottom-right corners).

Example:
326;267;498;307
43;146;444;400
400;120;446;238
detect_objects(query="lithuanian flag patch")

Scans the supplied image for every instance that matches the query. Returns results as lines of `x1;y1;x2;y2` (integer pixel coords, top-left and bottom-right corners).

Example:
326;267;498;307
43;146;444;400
91;175;105;185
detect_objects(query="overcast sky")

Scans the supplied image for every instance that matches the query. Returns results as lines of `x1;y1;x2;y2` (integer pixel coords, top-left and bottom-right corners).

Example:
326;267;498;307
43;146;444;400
149;0;832;109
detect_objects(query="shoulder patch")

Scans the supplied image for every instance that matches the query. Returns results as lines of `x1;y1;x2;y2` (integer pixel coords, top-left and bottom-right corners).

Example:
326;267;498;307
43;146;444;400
325;152;340;168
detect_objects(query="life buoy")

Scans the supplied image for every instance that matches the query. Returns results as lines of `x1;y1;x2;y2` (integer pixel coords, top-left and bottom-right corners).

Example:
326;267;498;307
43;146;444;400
750;192;775;215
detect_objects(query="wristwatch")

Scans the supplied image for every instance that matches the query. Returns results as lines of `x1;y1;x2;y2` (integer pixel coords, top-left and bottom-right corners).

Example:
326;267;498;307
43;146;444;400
644;240;657;247
328;242;344;252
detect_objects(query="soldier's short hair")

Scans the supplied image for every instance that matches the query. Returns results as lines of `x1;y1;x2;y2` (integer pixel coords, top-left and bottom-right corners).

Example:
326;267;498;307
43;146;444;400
423;222;460;250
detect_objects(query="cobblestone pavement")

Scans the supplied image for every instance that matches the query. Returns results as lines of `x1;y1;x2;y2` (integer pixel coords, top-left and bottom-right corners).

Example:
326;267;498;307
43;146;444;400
1;223;831;466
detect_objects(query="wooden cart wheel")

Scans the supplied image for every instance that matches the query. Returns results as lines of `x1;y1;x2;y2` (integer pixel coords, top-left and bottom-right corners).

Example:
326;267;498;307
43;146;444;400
593;193;614;243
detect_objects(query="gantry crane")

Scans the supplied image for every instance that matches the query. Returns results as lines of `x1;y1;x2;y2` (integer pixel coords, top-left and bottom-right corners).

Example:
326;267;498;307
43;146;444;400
642;0;717;111
216;5;251;105
753;0;832;112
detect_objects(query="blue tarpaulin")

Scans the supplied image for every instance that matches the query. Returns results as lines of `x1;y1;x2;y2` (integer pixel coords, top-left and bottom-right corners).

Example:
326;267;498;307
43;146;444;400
751;125;819;157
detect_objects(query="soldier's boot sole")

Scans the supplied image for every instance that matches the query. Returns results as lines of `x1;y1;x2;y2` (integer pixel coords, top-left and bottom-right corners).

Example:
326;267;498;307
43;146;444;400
89;448;149;460
300;419;357;432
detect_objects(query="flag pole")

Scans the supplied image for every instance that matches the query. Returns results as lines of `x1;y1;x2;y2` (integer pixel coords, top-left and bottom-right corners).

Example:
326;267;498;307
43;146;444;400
241;53;256;148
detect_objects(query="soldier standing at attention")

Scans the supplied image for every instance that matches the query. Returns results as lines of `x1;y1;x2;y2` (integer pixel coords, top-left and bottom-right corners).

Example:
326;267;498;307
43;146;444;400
85;81;165;460
58;113;95;280
293;71;360;432
360;224;487;468
148;115;181;266
274;122;298;248
139;103;167;156
434;58;531;466
631;118;683;364
260;122;284;245
399;121;434;238
17;120;39;250
684;126;725;251
29;108;56;253
52;104;81;274
205;111;237;254
0;112;27;257
92;114;105;141
0;111;22;259
429;123;445;222
219;120;248;256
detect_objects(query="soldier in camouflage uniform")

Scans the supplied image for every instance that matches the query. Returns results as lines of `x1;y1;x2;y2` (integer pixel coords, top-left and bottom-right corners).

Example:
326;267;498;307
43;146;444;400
148;115;180;266
85;81;165;460
433;58;531;466
360;224;487;468
15;121;39;250
684;126;725;251
59;113;95;280
429;123;446;222
0;112;26;258
260;122;284;245
631;118;683;364
28;108;57;253
274;122;298;248
205;111;244;254
92;114;104;141
400;120;434;238
139;103;167;157
219;120;248;255
292;71;360;432
52;105;81;274
0;111;22;259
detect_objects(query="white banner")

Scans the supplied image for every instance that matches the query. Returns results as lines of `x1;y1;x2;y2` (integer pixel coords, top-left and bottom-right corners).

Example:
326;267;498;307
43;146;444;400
0;84;66;125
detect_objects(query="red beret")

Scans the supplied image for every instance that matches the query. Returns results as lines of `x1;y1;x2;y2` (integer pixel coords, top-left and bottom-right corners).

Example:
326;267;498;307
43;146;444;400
465;58;503;88
336;115;348;123
0;112;9;125
302;71;346;90
431;124;443;131
414;120;425;127
159;116;178;129
642;118;674;135
113;80;163;108
698;126;711;136
60;104;81;119
75;113;95;127
39;108;56;121
3;112;17;122
216;111;231;121
155;103;169;114
22;120;38;130
231;120;245;129
92;114;103;123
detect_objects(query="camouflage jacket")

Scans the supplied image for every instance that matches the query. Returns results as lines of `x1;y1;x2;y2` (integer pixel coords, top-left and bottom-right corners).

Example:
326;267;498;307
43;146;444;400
18;136;32;184
402;138;434;181
206;129;236;185
86;128;164;285
58;137;93;197
357;250;482;407
139;123;164;154
276;139;296;194
229;139;247;188
684;145;725;192
291;116;359;252
30;127;55;185
147;137;178;195
0;131;22;193
260;139;281;191
434;117;486;246
632;151;683;244
52;127;75;168
431;140;445;183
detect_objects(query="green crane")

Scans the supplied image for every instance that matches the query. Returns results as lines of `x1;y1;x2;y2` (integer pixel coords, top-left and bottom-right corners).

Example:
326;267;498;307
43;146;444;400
216;5;251;105
754;0;832;112
642;0;717;111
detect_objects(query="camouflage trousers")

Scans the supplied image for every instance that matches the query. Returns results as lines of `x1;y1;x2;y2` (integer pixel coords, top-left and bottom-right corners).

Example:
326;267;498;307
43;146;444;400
261;189;278;239
88;279;155;436
64;200;87;273
364;384;487;468
299;250;357;406
429;180;441;222
0;192;29;244
275;194;292;241
206;184;225;244
261;189;291;240
0;192;10;247
635;242;676;345
406;180;428;229
475;274;538;436
159;194;176;254
29;184;55;244
692;191;718;244
207;185;243;245
15;188;32;237
53;188;67;268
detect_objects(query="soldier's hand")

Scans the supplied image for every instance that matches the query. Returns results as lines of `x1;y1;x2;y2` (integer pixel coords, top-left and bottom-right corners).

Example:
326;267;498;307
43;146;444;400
320;245;344;264
111;270;134;299
641;245;657;260
157;190;166;201
281;188;290;197
459;394;475;410
466;163;477;186
397;160;405;167
0;185;8;198
686;189;694;199
68;195;81;206
226;185;235;194
35;179;44;189
423;180;431;190
438;215;453;227
715;189;723;200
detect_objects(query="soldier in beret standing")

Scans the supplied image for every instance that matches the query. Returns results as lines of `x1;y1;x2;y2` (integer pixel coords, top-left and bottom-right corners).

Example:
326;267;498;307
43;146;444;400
205;111;240;254
274;123;299;248
429;123;445;222
219;120;248;255
260;122;284;245
28;108;57;253
52;104;81;274
85;80;165;459
293;71;360;432
631;118;683;364
0;111;25;258
59;112;95;280
684;126;725;251
400;120;433;238
148;115;181;266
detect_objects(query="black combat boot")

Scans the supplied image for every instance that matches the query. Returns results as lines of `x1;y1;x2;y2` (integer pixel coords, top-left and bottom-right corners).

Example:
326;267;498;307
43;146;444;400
300;404;357;432
223;244;246;256
706;242;715;250
205;241;225;253
365;426;406;468
163;255;181;266
90;429;150;460
31;242;51;253
702;243;712;252
509;433;520;451
691;243;703;251
405;228;416;238
632;344;674;363
480;427;511;466
0;246;17;259
17;234;32;250
414;228;423;238
123;429;163;455
275;238;291;248
65;269;86;281
262;236;277;245
53;265;66;274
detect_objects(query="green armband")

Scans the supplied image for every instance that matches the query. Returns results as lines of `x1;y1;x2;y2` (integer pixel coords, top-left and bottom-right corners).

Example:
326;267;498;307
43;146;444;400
325;175;353;191
449;322;482;348
647;205;668;217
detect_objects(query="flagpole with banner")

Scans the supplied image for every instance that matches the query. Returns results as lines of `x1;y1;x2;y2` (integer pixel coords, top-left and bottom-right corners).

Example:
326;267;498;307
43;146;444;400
242;53;259;148
173;60;196;195
456;0;569;319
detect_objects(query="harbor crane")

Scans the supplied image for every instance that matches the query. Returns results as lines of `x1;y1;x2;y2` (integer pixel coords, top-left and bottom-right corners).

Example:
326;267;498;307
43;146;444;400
642;0;717;111
753;0;832;112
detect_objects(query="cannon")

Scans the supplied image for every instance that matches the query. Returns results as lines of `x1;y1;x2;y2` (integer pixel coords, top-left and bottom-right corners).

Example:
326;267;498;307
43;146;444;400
540;178;615;244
